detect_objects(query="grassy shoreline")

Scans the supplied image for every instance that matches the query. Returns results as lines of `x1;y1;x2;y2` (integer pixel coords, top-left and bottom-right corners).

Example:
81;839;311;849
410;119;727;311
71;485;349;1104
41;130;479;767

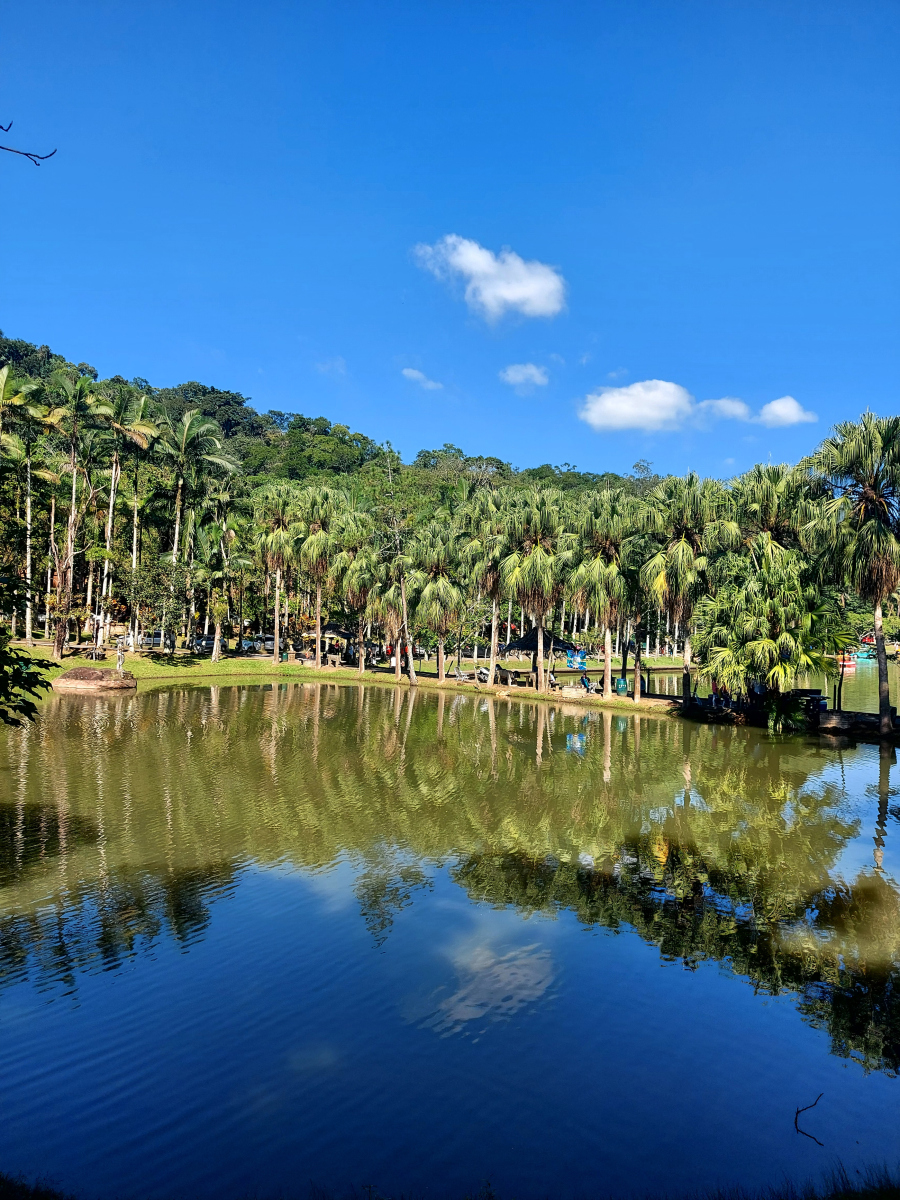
2;1167;898;1200
23;642;683;713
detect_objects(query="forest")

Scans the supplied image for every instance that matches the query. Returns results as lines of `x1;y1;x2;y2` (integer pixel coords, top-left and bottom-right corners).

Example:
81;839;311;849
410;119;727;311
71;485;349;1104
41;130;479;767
2;329;900;732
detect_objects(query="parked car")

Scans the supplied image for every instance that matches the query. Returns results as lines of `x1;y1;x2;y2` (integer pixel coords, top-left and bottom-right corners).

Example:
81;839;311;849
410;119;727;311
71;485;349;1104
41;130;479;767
190;634;228;653
254;635;288;654
139;629;175;650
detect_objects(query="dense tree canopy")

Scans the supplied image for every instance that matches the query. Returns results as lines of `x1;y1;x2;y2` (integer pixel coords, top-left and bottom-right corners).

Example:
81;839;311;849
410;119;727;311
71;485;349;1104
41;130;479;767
1;328;898;722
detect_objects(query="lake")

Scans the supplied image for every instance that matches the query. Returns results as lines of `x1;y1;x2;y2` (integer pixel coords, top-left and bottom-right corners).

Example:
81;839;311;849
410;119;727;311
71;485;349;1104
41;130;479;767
0;682;898;1200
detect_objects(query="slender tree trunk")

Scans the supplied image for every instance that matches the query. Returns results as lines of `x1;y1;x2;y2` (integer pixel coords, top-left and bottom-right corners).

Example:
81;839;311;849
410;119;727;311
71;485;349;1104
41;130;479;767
98;451;120;645
45;495;55;641
273;567;282;665
488;596;498;685
394;632;402;681
172;476;183;563
506;597;512;645
211;616;222;662
315;581;322;668
603;624;613;700
399;573;417;685
358;613;365;674
633;616;642;705
438;638;445;683
24;452;32;645
875;599;892;736
682;627;692;706
53;452;78;660
620;628;629;681
537;621;545;692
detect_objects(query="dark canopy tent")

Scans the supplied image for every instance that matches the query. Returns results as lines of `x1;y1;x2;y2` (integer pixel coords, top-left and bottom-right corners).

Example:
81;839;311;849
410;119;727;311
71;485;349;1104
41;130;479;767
501;628;578;656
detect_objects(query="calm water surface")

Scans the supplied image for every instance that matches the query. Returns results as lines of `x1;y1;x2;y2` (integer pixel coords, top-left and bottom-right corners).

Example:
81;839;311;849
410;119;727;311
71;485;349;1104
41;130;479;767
1;682;898;1200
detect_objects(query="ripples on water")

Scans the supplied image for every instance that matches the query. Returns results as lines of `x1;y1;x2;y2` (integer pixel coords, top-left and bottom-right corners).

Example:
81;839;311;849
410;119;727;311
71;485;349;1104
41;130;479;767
0;682;898;1200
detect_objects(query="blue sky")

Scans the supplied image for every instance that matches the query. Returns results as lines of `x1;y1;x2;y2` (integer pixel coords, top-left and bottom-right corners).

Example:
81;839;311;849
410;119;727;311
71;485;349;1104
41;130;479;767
3;0;898;475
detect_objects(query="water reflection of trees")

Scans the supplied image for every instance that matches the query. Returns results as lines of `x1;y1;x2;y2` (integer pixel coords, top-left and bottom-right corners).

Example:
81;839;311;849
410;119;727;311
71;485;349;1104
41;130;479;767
0;682;896;1071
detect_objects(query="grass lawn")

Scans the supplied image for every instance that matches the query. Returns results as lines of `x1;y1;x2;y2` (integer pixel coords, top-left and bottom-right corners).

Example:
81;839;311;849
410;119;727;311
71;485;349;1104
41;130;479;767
18;639;684;713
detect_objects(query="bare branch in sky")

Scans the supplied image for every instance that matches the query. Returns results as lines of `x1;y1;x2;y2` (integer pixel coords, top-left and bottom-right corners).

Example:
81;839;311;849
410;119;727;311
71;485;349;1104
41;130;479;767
0;121;56;166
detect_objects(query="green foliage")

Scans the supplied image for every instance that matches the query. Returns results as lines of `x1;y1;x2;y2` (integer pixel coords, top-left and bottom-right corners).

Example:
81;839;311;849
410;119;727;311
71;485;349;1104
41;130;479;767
0;631;50;725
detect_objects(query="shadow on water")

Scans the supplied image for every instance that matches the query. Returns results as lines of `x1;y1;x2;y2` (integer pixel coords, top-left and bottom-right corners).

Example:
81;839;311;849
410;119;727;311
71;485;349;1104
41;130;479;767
0;681;897;1073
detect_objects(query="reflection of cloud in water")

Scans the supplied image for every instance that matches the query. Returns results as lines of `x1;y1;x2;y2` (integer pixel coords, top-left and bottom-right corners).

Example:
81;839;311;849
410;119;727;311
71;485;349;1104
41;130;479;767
419;940;554;1037
288;1042;341;1073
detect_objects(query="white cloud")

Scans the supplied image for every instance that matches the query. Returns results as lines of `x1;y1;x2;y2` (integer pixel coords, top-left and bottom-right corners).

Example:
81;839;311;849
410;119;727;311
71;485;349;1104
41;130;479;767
578;380;817;433
499;362;549;390
698;397;753;421
758;395;817;426
413;234;565;321
579;380;695;431
315;357;346;376
606;366;627;379
401;367;443;391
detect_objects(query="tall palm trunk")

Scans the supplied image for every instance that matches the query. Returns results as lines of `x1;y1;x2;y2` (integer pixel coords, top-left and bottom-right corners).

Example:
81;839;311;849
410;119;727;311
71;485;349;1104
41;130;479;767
437;638;445;682
506;598;512;645
633;616;642;705
98;451;121;645
357;614;365;675
273;567;282;665
315;581;322;668
536;621;545;692
52;451;78;659
399;573;417;685
172;475;184;562
874;599;892;736
45;495;55;641
24;449;32;645
603;624;613;700
682;626;692;706
488;596;499;686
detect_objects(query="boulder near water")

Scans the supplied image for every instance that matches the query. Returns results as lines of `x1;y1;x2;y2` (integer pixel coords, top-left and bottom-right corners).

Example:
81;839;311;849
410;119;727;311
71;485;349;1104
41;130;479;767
52;666;137;692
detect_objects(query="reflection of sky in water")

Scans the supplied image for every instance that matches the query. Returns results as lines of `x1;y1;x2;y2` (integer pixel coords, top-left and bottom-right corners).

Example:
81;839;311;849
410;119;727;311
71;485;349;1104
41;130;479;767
2;684;900;1200
419;935;555;1037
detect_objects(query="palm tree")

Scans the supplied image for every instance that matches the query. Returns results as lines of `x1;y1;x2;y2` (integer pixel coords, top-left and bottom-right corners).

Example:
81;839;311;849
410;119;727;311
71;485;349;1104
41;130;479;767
804;413;900;736
155;409;236;563
460;489;506;685
500;488;573;692
254;484;300;665
42;371;112;658
331;507;379;674
570;487;639;699
1;430;57;645
296;484;347;670
410;522;463;682
93;385;158;643
0;366;38;441
641;473;737;705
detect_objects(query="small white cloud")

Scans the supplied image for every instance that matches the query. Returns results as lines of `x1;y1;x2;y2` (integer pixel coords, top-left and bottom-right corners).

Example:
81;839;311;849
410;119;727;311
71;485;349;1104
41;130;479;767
549;352;566;366
698;397;753;421
579;380;695;431
758;395;817;426
606;366;627;380
401;367;443;391
316;357;346;376
413;234;565;321
499;362;549;390
578;380;817;434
